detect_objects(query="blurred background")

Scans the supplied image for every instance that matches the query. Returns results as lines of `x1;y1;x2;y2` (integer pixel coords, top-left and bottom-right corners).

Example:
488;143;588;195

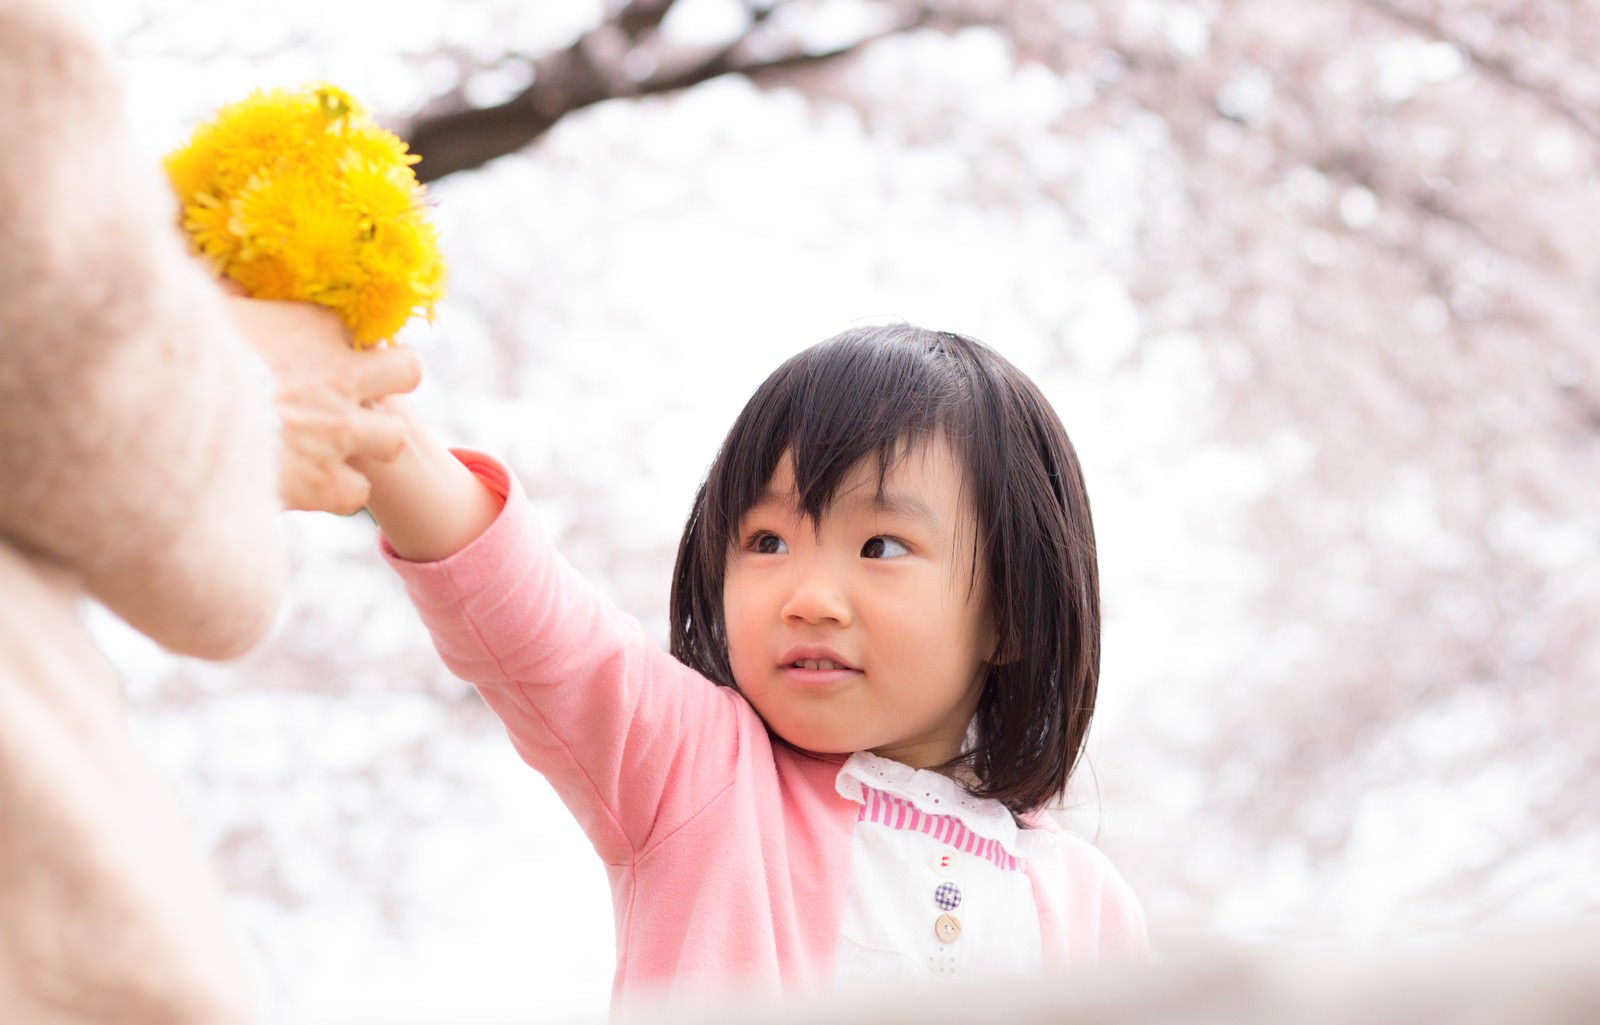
82;0;1597;1021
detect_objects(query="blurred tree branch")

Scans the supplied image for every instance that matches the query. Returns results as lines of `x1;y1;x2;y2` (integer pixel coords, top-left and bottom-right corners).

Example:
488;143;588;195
405;0;972;182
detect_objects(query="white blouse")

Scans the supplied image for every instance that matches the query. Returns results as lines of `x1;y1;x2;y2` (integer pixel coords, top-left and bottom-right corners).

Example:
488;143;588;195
831;752;1053;989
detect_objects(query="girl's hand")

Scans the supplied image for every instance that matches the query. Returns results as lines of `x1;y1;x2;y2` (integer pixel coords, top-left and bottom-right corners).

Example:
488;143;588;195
224;295;423;514
352;398;504;563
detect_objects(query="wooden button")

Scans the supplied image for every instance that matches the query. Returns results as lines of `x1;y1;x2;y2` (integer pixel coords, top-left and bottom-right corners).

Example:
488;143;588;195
934;912;962;944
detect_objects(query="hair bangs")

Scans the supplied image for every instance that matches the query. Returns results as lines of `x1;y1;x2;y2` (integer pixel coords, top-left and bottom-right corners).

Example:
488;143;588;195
716;325;965;542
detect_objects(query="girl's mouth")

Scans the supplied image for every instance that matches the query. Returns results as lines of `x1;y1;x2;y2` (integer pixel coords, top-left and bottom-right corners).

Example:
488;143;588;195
778;648;859;684
791;658;849;671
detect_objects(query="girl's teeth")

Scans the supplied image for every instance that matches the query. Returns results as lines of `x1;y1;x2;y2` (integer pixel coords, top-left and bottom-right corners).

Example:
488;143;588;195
797;659;841;670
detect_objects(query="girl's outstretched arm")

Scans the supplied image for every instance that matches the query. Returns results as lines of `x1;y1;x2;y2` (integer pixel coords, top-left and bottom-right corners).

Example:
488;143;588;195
353;399;503;563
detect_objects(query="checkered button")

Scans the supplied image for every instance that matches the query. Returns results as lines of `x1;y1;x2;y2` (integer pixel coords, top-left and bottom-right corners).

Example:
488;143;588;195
933;881;963;911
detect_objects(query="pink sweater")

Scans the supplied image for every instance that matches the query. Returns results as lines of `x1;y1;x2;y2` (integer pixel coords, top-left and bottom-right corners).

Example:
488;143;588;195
384;454;1146;1004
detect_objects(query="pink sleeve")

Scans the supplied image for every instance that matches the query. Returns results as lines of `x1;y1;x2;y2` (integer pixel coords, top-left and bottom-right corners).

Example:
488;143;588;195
1027;826;1150;964
381;451;752;865
1085;856;1149;960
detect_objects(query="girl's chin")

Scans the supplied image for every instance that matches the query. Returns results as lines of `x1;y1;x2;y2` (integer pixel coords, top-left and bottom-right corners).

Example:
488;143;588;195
765;724;860;758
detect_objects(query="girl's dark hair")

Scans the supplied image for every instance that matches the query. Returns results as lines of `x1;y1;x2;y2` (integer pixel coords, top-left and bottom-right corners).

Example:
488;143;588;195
669;324;1100;815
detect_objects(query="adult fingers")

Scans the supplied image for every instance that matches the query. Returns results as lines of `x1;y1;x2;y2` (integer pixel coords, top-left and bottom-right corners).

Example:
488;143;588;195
349;345;423;403
345;404;409;463
281;458;372;515
319;463;374;516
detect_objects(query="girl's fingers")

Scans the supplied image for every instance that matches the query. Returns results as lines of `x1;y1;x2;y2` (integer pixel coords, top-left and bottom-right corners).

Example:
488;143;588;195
347;404;409;463
349;345;423;403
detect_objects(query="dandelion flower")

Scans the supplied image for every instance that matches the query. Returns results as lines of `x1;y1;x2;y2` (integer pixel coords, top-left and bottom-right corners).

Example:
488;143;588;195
164;84;445;348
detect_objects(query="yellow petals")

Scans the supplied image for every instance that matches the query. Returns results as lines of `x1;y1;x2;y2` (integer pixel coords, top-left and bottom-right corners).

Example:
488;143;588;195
163;83;445;348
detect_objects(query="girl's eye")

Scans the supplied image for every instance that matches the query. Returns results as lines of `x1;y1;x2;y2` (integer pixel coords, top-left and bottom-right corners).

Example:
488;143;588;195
746;532;788;555
861;536;910;559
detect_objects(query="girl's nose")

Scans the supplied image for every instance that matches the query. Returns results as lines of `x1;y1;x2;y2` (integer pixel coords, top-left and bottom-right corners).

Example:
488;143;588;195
781;561;852;626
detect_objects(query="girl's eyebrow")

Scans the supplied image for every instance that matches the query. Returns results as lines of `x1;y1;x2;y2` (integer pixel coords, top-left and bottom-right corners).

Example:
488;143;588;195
748;485;940;527
867;489;941;528
750;488;799;511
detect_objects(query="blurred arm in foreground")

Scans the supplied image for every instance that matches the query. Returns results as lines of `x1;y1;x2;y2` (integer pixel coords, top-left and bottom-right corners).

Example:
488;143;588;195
0;1;408;1021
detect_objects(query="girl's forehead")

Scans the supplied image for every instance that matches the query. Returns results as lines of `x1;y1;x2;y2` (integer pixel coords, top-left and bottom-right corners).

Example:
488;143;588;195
754;438;970;523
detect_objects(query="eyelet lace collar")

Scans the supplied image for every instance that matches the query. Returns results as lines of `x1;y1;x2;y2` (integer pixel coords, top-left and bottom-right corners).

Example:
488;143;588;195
835;751;1057;860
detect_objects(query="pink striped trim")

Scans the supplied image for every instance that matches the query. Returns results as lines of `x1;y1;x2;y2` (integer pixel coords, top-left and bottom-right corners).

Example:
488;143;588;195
855;785;1021;872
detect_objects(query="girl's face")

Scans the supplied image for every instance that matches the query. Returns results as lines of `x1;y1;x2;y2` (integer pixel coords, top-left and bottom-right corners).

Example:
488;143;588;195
722;438;996;769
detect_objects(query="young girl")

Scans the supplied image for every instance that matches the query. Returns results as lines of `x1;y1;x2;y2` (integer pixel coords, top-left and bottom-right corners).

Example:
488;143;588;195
361;323;1146;1005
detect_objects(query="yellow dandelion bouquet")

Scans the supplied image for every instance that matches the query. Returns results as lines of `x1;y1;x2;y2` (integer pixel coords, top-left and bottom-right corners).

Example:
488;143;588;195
164;84;444;348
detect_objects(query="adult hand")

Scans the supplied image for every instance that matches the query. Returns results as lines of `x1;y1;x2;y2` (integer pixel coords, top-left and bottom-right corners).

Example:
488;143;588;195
224;295;423;514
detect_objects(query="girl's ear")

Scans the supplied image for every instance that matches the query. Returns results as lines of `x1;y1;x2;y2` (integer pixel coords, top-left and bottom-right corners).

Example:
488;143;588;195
987;617;1021;665
989;639;1021;665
